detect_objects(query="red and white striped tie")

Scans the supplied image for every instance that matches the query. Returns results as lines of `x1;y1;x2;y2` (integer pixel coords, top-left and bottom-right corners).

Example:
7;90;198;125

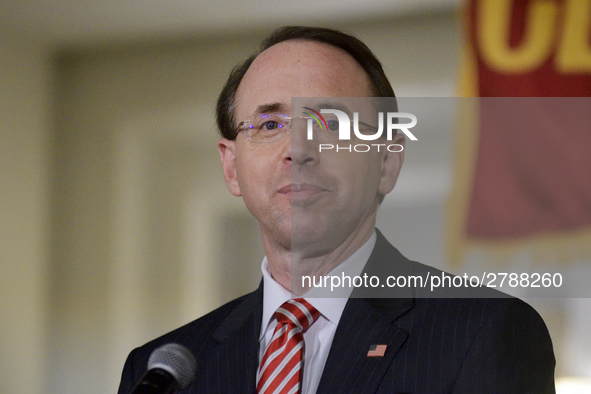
257;298;320;394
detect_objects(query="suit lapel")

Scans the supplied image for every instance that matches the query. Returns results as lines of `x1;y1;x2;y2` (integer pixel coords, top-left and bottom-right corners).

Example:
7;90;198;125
316;297;413;393
317;230;416;393
200;283;263;393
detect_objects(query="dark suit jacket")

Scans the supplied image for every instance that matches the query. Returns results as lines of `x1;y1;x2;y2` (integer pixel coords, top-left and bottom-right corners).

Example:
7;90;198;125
118;231;555;393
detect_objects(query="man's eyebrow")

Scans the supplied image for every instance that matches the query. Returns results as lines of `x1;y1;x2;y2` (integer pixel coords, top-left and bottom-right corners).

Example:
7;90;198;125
254;102;286;115
314;101;353;115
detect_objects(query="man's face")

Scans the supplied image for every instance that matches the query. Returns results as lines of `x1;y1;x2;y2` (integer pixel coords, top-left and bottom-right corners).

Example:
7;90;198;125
218;40;404;257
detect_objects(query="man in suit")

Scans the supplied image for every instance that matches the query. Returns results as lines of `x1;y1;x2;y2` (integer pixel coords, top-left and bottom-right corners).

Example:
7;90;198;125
118;26;555;393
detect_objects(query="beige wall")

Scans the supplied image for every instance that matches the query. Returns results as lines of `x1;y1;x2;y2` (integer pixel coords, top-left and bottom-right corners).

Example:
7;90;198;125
0;32;50;393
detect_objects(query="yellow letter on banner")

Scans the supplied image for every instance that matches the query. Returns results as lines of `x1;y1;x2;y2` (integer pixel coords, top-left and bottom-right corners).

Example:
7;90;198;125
556;0;591;73
478;0;557;73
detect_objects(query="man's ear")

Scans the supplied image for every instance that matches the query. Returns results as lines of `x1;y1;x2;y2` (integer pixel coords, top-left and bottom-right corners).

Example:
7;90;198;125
218;138;242;197
378;134;405;196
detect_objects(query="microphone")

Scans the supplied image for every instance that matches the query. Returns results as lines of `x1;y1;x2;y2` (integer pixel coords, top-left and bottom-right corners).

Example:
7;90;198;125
131;343;197;394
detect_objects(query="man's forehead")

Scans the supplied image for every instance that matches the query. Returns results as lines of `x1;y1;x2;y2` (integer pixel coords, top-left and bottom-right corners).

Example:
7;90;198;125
245;99;378;121
233;40;373;120
255;39;344;61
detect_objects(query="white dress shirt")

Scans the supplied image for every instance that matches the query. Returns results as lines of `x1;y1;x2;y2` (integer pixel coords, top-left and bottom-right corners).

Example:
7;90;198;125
259;231;376;394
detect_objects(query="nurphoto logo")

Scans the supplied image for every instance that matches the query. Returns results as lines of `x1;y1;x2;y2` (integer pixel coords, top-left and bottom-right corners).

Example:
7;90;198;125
303;106;418;152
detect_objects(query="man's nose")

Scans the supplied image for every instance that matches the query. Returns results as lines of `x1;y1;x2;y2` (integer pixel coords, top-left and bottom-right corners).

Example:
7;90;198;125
288;120;319;165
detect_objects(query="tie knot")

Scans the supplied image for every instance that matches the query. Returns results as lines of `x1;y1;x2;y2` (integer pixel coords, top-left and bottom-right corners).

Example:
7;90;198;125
275;298;320;331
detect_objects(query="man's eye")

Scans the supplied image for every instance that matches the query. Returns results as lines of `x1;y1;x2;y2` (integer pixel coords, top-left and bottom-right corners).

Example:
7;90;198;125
326;120;339;131
261;121;280;130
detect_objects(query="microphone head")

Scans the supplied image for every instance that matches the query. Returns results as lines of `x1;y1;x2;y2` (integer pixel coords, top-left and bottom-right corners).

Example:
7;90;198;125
147;343;197;389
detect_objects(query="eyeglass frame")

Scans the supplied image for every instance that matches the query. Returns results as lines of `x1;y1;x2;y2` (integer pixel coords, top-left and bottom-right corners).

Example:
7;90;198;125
235;113;380;143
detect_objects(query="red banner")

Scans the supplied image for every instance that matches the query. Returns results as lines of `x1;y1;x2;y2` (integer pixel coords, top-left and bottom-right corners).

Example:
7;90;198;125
450;0;591;263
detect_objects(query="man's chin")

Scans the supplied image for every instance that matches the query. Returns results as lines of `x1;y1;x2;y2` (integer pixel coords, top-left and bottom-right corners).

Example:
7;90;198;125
290;221;323;243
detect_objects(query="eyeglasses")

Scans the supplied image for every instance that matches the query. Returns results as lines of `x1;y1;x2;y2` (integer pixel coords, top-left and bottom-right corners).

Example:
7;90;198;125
236;112;378;143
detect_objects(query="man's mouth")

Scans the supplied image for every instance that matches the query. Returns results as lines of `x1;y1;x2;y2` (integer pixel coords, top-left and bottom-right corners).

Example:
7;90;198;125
278;183;326;199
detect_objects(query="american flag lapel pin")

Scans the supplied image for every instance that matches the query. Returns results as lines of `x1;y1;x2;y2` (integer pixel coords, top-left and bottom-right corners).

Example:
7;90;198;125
367;344;387;357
